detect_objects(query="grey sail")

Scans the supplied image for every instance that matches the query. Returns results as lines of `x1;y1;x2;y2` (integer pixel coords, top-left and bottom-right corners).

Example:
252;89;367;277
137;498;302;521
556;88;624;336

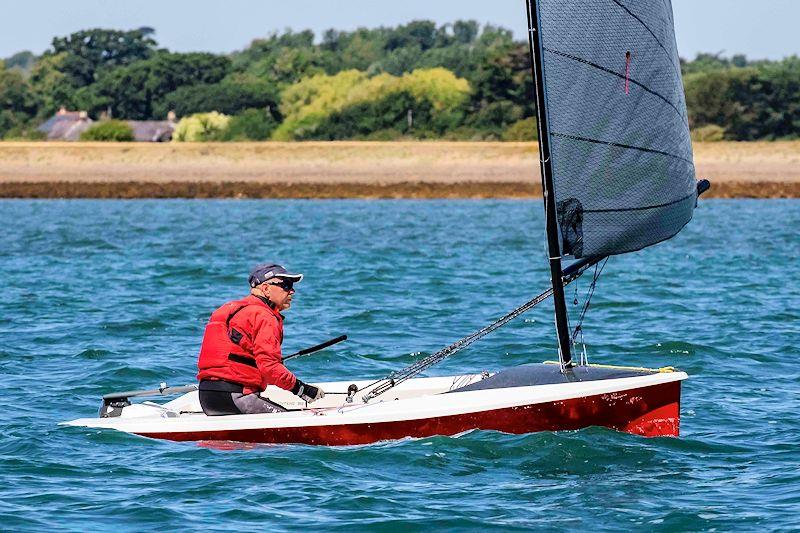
536;0;697;259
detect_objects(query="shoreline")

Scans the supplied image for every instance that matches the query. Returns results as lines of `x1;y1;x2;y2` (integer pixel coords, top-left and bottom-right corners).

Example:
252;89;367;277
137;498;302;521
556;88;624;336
0;180;796;199
1;141;798;198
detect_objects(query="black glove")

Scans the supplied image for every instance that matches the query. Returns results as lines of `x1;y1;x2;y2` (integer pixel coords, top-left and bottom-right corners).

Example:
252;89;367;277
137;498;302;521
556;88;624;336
291;379;325;403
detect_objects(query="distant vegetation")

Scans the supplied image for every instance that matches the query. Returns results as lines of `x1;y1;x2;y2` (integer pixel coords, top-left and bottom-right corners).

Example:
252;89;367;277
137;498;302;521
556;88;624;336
80;119;134;141
173;111;230;142
1;24;799;141
684;54;800;140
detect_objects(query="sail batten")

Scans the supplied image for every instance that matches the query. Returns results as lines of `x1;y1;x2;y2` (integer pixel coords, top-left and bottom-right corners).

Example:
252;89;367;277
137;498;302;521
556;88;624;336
550;132;694;166
536;0;697;259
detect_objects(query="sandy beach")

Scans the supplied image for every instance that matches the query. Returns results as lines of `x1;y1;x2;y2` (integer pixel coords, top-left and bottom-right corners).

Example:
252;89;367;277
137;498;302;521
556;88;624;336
1;141;798;198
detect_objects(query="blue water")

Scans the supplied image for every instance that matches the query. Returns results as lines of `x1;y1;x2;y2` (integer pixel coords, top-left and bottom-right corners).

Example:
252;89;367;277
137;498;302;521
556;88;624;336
1;199;798;530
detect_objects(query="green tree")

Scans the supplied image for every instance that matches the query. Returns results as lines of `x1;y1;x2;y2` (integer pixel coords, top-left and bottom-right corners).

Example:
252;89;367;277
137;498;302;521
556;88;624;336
502;116;538;141
275;68;470;140
0;61;37;137
453;21;479;44
49;28;157;87
322;29;388;73
79;52;231;119
386;20;438;51
27;53;74;117
463;27;534;131
685;58;800;140
233;30;328;88
5;51;36;75
156;75;279;118
221;108;279;140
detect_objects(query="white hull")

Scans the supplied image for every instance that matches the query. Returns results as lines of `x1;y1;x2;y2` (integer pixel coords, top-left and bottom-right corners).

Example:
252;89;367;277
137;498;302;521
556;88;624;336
63;364;687;445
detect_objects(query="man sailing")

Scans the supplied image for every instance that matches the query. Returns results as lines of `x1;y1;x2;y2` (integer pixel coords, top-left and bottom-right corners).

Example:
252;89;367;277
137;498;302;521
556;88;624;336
196;263;324;415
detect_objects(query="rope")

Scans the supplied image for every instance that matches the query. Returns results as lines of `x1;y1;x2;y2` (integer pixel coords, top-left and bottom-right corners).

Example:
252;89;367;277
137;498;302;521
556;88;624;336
361;264;593;403
571;258;608;346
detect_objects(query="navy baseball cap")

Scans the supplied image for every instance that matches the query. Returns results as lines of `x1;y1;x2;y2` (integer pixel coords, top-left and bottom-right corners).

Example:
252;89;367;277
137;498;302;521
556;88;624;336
248;263;304;288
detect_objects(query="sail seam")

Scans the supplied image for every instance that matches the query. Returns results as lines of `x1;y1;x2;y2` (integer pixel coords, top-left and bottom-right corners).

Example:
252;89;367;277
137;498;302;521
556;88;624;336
551;131;694;166
544;48;688;127
609;0;682;87
581;191;696;214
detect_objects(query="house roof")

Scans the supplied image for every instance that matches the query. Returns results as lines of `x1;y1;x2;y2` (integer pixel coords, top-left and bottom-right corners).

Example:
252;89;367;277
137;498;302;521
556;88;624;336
128;120;175;142
38;111;93;141
38;109;176;142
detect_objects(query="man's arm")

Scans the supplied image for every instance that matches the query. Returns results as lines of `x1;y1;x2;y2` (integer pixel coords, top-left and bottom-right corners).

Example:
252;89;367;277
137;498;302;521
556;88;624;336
248;312;297;391
239;309;325;402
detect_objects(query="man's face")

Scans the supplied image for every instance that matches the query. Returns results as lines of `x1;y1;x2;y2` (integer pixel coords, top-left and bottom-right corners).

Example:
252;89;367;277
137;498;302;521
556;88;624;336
262;277;295;311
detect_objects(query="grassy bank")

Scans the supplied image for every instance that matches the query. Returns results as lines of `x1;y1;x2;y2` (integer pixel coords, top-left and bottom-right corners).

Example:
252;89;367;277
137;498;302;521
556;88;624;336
1;141;798;198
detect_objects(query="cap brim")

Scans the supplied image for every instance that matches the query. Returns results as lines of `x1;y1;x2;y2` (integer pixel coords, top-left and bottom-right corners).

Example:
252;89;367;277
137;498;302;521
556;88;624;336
274;273;303;283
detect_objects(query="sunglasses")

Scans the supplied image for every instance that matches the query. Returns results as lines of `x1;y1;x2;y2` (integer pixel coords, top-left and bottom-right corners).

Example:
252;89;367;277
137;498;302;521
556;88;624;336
267;279;295;291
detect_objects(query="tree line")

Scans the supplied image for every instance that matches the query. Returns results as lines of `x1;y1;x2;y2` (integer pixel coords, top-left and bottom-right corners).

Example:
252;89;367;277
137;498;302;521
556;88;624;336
1;23;798;141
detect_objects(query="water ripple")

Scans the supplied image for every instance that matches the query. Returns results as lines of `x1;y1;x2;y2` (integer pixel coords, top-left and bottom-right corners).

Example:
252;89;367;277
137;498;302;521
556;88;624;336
0;199;798;530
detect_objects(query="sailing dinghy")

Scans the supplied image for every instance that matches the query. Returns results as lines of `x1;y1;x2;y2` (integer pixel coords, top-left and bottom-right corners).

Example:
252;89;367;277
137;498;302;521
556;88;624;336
64;0;709;445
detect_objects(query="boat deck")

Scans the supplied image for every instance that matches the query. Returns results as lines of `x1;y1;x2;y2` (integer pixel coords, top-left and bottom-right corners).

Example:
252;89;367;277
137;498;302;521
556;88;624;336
451;363;670;392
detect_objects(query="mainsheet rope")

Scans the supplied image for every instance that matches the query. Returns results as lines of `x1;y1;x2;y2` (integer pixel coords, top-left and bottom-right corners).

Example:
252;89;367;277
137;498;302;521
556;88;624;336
571;257;609;345
359;262;596;403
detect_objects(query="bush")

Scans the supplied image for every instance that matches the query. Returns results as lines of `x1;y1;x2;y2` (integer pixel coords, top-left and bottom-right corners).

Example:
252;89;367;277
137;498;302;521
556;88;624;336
173;111;230;141
3;124;47;140
80;120;134;141
691;124;726;142
220;108;278;141
362;128;406;141
274;68;471;140
502;116;538;141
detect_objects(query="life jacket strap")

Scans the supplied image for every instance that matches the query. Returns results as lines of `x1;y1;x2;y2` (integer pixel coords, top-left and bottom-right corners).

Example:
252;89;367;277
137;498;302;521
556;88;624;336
228;353;258;368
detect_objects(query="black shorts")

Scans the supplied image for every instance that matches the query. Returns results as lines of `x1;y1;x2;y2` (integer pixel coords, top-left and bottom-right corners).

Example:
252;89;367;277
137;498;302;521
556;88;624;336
199;380;286;416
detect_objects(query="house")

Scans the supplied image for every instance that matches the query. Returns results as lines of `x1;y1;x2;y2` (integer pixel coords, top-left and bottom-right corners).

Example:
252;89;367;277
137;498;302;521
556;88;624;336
128;112;177;142
38;109;177;142
37;107;93;141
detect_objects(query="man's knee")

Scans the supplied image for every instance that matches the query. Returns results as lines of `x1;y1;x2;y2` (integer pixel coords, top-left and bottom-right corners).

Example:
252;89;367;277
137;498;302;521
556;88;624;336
232;393;287;414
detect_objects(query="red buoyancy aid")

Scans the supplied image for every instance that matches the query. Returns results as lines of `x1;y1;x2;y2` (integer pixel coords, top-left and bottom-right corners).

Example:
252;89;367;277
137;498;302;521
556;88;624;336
196;296;283;391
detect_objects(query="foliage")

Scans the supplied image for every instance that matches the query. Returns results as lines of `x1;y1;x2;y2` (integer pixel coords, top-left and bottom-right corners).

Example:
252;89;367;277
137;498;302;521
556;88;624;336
5;22;799;140
2;125;46;140
690;124;726;142
27;53;75;117
80;119;135;141
234;30;327;88
155;74;279;118
220;108;279;141
0;62;35;113
77;52;231;120
49;28;157;87
274;68;470;140
0;61;37;137
684;57;800;140
502;117;538;141
403;68;471;110
5;51;36;75
681;52;751;76
173;112;230;142
273;70;367;140
692;124;725;142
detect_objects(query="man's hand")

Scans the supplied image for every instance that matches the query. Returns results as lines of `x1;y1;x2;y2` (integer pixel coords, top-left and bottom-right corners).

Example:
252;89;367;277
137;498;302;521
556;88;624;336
291;379;325;403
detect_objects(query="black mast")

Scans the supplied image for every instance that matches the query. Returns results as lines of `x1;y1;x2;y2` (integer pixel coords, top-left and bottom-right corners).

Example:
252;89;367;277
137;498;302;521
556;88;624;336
525;0;573;367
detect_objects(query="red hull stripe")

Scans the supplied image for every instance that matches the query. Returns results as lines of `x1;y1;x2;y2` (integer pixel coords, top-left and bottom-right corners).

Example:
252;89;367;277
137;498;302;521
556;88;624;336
140;381;682;445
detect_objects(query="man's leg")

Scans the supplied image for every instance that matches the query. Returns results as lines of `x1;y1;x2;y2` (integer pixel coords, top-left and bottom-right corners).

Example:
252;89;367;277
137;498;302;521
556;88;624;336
231;393;287;414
